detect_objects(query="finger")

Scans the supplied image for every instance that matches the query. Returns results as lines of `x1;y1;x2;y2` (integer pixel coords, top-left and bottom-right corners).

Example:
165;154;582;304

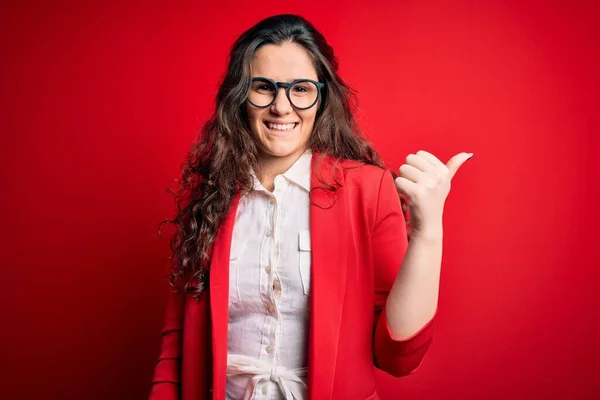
446;152;473;179
405;153;437;173
394;176;418;197
398;164;425;183
416;150;447;172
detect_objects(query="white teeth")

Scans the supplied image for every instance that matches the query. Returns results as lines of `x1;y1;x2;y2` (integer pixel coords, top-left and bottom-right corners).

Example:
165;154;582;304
266;122;296;131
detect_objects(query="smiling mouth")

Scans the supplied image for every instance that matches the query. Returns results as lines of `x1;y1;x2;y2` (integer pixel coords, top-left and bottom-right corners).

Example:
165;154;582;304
263;122;299;132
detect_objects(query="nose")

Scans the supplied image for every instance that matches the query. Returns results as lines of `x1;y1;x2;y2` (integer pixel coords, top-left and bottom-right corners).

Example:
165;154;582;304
270;87;293;115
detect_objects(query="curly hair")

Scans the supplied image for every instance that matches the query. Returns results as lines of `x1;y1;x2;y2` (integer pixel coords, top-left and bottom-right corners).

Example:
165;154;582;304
159;14;387;299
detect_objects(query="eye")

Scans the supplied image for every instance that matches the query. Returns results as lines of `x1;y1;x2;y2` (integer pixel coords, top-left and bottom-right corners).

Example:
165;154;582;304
257;84;274;92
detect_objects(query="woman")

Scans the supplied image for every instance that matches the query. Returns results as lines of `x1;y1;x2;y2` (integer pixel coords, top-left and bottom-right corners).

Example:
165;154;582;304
149;14;471;400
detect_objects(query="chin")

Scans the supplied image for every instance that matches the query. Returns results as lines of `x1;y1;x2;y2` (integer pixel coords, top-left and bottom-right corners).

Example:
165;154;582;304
261;146;302;159
256;137;307;159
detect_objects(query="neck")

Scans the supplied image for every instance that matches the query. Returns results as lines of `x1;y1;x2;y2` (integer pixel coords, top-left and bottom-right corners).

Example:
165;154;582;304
256;148;307;189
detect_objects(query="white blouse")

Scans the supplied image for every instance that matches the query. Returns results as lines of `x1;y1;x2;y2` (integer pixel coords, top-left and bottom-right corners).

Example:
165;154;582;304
226;150;312;400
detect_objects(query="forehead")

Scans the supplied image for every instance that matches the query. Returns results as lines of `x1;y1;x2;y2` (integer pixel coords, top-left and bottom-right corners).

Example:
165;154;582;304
250;42;318;81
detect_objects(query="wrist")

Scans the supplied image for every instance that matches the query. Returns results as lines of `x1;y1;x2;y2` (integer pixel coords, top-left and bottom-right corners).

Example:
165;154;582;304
410;223;443;243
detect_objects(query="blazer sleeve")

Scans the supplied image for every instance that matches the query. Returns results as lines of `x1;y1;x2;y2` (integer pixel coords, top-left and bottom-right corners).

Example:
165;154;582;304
149;287;185;399
371;169;437;377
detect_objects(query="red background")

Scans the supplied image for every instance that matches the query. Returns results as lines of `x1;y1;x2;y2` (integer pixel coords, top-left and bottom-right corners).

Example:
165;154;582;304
2;0;599;399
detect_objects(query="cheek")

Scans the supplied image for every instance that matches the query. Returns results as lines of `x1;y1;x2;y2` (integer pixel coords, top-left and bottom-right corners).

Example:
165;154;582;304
301;112;317;131
246;107;264;129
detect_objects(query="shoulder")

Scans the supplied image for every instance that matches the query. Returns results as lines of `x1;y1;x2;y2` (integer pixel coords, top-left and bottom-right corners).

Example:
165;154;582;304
339;159;392;193
312;153;394;197
336;160;401;231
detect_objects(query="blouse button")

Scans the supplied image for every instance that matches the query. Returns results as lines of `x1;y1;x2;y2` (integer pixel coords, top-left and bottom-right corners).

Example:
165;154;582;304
266;345;273;354
267;304;275;313
265;265;271;274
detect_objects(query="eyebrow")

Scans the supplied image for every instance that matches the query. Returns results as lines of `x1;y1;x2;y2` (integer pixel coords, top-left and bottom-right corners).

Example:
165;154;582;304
251;76;315;82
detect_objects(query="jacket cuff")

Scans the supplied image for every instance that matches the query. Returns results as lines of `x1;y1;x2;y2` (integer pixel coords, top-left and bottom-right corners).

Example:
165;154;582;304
374;306;437;376
378;306;437;354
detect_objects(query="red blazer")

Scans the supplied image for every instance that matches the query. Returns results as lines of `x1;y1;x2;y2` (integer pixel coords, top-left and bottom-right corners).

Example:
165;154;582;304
149;153;437;400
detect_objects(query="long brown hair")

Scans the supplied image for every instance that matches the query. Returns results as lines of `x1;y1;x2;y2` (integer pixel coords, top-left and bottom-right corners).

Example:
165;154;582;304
160;14;385;299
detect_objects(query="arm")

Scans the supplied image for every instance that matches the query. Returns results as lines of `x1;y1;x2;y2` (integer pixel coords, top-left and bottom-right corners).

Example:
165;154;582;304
149;287;185;399
385;226;441;339
372;170;438;377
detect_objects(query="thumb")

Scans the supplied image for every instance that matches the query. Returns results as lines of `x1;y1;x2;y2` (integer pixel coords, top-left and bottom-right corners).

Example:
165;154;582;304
446;152;473;179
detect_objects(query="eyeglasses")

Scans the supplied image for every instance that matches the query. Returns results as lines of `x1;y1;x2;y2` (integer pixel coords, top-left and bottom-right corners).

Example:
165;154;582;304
247;77;325;110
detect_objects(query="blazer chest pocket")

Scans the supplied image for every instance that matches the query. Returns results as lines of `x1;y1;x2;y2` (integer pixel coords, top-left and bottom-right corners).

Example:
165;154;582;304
298;230;312;295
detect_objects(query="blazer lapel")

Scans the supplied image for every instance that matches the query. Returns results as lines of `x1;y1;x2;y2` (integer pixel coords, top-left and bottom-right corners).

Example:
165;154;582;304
210;193;241;400
308;153;349;400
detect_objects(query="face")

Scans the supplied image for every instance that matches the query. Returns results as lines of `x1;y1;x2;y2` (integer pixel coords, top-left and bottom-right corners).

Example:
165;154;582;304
246;42;319;164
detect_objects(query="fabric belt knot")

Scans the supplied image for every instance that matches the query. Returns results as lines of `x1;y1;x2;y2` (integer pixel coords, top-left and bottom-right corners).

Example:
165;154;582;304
227;354;308;399
270;365;286;382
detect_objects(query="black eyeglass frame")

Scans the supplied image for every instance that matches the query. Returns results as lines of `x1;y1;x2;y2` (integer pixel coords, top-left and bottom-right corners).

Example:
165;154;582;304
247;76;325;110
